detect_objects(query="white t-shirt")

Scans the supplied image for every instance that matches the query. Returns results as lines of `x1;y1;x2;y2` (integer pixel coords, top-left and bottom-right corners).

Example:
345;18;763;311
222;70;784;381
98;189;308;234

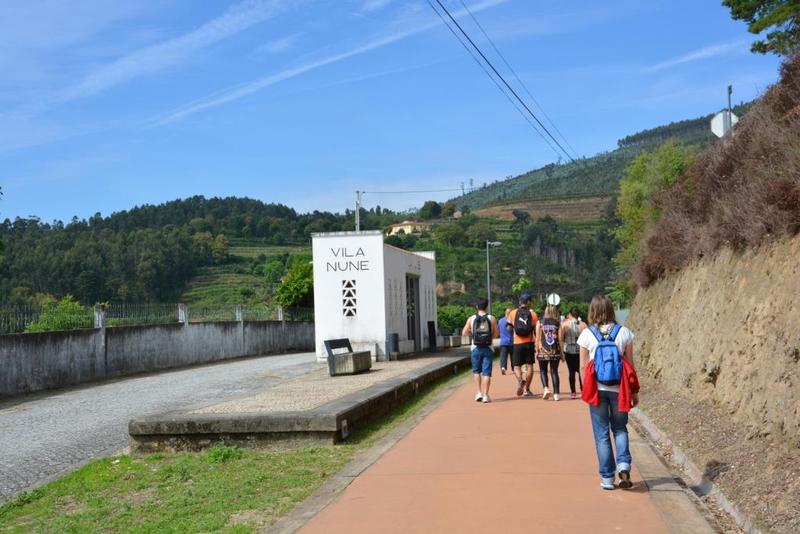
577;323;634;393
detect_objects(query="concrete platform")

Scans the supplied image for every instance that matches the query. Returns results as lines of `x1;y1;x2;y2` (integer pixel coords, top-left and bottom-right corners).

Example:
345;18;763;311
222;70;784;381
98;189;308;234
128;349;470;452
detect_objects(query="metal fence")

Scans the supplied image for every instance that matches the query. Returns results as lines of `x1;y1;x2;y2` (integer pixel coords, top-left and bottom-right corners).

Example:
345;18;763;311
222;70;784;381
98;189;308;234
0;303;314;335
106;303;180;327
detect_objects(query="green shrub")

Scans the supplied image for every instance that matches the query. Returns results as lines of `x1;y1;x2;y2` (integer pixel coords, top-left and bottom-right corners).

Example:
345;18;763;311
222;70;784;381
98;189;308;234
25;295;93;333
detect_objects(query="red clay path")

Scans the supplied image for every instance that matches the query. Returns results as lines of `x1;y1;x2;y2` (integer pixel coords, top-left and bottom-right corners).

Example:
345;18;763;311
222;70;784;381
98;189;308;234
301;360;673;534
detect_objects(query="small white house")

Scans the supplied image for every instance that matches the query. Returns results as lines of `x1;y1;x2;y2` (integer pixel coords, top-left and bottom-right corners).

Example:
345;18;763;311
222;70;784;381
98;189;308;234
311;230;438;361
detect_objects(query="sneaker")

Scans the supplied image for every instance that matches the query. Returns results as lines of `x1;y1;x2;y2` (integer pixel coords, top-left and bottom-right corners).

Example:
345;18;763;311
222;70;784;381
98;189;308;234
482;394;492;403
553;394;560;401
475;392;483;402
570;392;578;400
523;390;534;397
618;470;633;489
516;380;524;397
542;387;551;400
600;477;615;490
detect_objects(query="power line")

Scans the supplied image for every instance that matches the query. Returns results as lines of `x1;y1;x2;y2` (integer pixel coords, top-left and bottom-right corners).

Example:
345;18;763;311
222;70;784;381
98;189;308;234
424;0;563;159
361;188;464;194
457;0;578;160
430;0;575;163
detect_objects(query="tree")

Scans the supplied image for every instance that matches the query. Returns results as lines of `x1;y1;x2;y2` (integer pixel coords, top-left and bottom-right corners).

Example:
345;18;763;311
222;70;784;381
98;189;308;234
467;221;497;248
211;234;230;263
510;209;531;232
614;140;696;275
419;200;442;220
274;257;313;308
723;0;800;56
512;276;532;293
433;224;467;246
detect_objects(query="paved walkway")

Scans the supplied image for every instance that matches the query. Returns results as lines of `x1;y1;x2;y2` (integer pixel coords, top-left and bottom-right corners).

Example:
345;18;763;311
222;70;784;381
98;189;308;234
300;359;705;534
0;352;319;501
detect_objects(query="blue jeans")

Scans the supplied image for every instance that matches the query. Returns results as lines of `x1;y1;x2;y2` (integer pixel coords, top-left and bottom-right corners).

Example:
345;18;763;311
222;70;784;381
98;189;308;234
589;390;631;479
471;346;494;377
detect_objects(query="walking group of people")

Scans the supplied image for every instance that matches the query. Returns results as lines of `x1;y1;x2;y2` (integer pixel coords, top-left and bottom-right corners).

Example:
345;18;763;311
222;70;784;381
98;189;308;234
461;292;639;491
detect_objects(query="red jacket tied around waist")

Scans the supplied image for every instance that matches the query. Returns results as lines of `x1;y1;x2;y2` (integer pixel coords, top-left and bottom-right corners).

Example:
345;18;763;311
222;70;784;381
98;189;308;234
581;358;640;412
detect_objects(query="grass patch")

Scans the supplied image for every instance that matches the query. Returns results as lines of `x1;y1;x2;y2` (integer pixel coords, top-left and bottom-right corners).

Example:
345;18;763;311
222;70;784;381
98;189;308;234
0;370;468;533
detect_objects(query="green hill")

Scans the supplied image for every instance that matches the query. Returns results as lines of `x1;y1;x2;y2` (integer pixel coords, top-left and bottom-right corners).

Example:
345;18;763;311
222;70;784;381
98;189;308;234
450;102;752;211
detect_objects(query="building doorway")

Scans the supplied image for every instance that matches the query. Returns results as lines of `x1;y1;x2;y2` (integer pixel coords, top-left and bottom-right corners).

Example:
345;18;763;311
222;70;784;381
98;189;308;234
405;275;421;352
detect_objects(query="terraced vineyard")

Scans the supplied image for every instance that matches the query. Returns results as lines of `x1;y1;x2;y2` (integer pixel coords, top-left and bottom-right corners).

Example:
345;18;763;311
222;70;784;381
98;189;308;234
180;240;309;306
475;195;612;222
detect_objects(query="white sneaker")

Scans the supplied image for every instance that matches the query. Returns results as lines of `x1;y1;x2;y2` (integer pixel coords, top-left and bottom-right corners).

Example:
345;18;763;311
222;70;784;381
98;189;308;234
542;387;551;400
600;477;615;490
475;392;483;402
482;394;491;403
553;394;560;401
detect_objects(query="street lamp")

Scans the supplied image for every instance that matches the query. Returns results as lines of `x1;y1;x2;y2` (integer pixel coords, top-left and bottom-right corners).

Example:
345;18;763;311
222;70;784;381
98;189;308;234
486;240;502;315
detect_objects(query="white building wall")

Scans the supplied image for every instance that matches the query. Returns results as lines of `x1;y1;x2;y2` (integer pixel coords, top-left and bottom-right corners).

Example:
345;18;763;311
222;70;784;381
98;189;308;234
312;231;386;361
311;231;438;361
383;246;438;353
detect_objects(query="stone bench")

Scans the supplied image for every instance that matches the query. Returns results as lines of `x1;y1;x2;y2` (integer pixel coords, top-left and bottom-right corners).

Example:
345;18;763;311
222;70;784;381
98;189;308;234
324;338;372;376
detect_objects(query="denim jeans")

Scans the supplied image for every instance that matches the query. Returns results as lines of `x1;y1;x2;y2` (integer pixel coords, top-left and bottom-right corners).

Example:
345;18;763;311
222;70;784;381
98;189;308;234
471;346;494;377
589;390;631;479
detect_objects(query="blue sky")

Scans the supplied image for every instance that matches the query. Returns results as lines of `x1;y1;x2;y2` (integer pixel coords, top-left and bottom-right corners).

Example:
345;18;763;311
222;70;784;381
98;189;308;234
0;0;782;222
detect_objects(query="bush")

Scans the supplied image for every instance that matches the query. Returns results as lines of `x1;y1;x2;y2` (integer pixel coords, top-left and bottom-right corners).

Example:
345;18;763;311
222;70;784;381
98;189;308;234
437;305;472;335
25;295;93;333
636;55;800;286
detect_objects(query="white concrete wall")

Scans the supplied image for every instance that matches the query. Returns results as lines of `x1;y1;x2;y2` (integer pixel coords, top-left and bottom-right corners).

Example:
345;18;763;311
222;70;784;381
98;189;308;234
312;231;386;361
383;245;438;354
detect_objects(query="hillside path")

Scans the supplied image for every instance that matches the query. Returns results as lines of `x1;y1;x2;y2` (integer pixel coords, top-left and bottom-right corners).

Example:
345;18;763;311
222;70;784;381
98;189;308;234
0;352;319;501
300;359;713;534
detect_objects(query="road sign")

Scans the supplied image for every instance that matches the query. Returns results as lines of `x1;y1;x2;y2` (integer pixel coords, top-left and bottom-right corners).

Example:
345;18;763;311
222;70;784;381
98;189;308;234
711;110;738;138
546;293;560;306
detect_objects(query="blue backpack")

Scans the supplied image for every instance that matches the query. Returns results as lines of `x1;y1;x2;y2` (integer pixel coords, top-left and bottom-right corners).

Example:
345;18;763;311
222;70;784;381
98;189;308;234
590;324;623;385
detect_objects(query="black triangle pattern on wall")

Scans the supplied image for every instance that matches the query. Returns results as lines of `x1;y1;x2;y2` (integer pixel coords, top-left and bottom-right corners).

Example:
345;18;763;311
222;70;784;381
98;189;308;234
342;280;357;317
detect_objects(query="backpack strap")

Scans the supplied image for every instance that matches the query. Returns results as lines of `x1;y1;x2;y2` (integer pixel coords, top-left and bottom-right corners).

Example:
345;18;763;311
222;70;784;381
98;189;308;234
608;323;622;342
589;325;603;342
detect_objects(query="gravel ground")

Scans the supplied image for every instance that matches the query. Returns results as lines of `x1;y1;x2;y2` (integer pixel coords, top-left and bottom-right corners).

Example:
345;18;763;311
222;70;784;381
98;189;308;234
0;352;318;502
192;356;459;414
638;373;800;534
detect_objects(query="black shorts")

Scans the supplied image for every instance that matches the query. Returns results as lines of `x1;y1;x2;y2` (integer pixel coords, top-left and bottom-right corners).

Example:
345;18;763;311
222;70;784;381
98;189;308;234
511;343;534;367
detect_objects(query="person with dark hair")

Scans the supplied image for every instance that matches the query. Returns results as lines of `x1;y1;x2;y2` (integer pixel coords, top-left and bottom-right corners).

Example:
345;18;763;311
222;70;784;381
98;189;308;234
505;293;538;397
536;304;563;400
498;307;514;374
578;294;638;491
560;307;586;399
462;298;499;403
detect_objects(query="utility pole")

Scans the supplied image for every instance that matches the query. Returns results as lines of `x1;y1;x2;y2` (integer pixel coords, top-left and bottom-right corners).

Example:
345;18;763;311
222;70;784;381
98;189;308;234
485;241;501;315
355;190;361;232
724;85;733;135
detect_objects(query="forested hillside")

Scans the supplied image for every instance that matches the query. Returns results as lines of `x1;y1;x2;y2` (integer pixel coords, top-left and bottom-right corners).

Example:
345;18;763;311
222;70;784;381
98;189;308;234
0;197;403;305
450;103;751;210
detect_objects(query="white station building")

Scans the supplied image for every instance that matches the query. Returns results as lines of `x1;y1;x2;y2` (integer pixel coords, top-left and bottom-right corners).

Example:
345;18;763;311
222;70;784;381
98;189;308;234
311;231;438;361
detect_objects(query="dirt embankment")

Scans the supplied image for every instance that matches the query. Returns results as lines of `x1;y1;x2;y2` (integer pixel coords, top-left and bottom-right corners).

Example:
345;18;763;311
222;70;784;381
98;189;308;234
628;234;800;532
629;233;800;441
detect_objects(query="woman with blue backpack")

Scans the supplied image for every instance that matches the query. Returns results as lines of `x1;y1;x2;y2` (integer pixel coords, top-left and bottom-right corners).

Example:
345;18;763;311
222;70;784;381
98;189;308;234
578;294;639;490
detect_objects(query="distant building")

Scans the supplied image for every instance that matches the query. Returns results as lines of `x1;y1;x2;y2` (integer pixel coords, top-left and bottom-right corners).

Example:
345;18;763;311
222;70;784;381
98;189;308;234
311;231;438;361
386;220;431;236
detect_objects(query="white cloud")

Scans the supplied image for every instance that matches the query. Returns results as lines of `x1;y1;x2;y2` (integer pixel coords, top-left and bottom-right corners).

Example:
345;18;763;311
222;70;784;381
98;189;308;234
361;0;394;13
644;41;746;72
149;0;511;126
254;34;300;55
59;0;290;102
